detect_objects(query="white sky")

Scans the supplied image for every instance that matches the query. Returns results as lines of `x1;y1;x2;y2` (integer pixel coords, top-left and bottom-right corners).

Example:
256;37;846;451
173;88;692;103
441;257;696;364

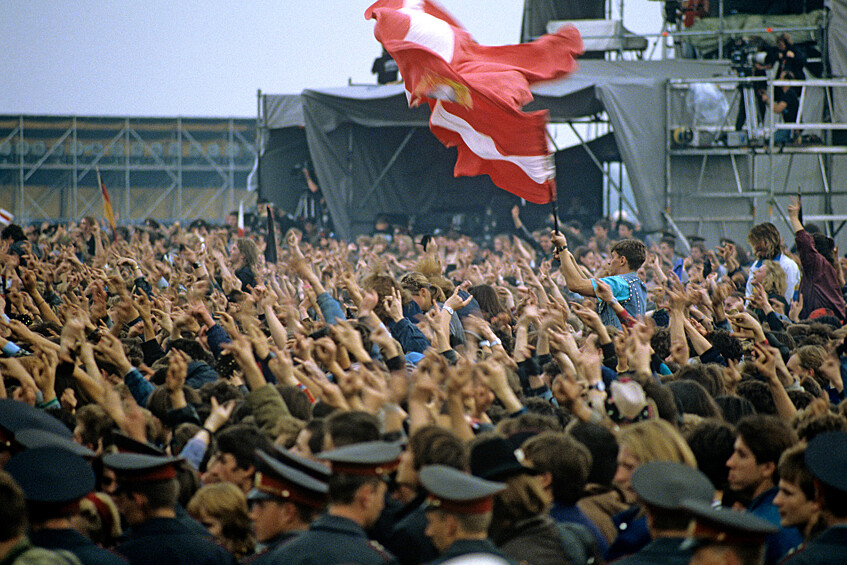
0;0;664;118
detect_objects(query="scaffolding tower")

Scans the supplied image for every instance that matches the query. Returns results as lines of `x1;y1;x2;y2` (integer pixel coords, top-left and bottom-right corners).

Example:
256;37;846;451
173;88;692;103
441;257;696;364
664;77;847;245
0;115;257;224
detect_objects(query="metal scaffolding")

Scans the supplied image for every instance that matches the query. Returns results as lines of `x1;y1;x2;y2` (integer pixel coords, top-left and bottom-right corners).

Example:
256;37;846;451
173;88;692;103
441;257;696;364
0;115;257;224
665;77;847;242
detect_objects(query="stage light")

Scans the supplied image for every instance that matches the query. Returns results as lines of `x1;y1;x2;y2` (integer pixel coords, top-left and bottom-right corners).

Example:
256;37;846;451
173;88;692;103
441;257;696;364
150;142;164;157
206;143;221;158
31;141;46;156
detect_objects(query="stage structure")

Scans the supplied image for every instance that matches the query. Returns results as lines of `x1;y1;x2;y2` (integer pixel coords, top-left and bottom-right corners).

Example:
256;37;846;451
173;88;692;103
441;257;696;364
258;60;732;241
666;77;847;244
256;89;613;240
257;0;842;247
0;116;257;224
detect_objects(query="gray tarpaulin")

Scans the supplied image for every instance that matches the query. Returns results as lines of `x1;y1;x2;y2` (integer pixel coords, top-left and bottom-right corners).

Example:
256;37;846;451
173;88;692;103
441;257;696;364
300;86;506;238
256;94;310;211
265;59;732;239
684;11;825;56
262;94;305;128
538;60;730;231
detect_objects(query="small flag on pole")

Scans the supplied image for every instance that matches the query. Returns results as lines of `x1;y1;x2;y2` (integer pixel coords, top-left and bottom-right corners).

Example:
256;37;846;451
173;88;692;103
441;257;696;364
237;200;245;237
0;208;13;226
97;168;117;242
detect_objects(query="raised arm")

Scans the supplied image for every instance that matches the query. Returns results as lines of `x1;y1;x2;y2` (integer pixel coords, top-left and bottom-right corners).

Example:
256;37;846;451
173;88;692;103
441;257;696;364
551;231;595;297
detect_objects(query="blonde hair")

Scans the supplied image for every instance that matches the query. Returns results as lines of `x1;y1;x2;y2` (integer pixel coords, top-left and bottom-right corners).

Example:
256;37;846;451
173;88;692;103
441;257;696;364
758;260;787;297
187;483;254;558
617;420;697;468
410;255;454;302
236;237;259;268
399;271;447;303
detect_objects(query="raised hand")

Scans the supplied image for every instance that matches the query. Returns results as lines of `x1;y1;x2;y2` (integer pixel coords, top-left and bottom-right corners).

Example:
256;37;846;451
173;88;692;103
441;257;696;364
383;287;404;323
443;286;473;312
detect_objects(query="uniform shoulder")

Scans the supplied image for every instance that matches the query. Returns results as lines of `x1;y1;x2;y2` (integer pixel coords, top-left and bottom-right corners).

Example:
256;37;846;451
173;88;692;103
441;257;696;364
368;539;396;562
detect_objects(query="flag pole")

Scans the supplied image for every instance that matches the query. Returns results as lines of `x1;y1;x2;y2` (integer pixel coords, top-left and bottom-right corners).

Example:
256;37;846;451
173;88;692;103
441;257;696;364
549;183;559;234
544;129;560;234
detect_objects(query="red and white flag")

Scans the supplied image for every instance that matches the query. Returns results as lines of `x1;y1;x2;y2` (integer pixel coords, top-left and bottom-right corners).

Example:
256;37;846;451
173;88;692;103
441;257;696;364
365;0;583;204
0;208;13;226
237;200;245;237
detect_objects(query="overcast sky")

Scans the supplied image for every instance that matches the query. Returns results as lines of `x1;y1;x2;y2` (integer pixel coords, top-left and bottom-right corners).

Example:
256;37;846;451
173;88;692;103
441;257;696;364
1;0;663;118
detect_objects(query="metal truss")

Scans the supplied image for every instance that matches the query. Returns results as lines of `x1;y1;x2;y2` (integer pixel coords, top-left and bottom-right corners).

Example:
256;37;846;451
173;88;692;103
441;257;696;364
0;115;257;224
665;77;847;240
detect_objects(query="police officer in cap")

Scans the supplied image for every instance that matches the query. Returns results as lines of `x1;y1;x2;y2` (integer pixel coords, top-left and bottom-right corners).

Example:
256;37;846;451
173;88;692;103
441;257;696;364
13;429;96;459
418;464;517;565
781;431;847;564
0;398;74;467
268;440;401;564
5;445;127;564
246;449;328;564
682;498;778;565
110;431;208;538
614;461;715;565
102;452;236;565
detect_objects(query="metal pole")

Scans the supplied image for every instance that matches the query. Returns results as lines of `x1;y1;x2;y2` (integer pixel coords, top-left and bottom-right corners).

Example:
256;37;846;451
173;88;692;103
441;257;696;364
665;82;672;217
125;118;131;222
256;89;263;196
229;118;236;215
662;211;692;254
68;116;76;220
18;116;24;220
177;117;183;219
768;80;775;222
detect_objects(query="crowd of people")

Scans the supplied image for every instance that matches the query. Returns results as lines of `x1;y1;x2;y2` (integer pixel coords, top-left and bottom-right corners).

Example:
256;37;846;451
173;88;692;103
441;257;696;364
0;200;846;565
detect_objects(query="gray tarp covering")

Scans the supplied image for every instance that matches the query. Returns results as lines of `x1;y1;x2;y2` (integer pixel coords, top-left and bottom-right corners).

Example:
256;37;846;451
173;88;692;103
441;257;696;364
263;94;305;129
535;60;730;231
256;94;310;211
684;10;825;56
300;86;513;238
265;60;732;239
